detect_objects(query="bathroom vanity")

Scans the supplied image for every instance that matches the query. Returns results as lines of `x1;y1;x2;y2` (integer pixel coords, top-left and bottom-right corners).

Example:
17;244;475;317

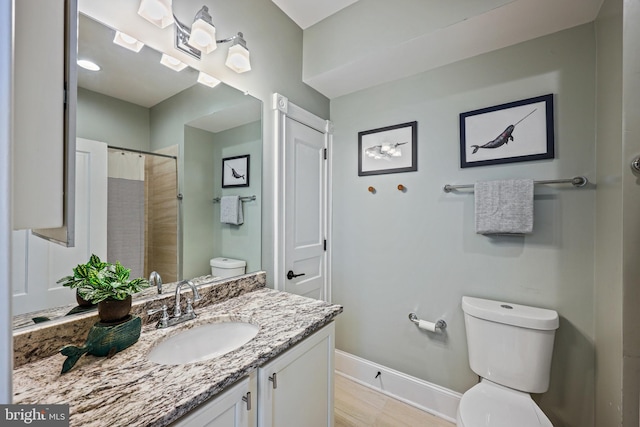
12;272;342;427
172;323;334;427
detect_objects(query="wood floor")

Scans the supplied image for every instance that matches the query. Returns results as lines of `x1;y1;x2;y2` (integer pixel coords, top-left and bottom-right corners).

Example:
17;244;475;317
334;374;455;427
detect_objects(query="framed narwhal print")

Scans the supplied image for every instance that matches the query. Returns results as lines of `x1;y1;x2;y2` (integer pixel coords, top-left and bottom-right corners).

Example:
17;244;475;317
459;94;554;168
222;154;250;188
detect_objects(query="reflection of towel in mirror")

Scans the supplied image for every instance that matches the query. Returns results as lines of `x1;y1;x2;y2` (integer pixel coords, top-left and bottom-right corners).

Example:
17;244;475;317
220;195;244;225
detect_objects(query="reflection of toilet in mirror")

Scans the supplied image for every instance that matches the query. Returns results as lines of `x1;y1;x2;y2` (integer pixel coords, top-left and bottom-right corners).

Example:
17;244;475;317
457;296;559;427
210;257;246;279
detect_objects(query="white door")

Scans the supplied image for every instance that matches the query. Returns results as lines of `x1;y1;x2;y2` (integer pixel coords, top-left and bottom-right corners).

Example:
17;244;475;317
284;117;327;300
11;138;107;315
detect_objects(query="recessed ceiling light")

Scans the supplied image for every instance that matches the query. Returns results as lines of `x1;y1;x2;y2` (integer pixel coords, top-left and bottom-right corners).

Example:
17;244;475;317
77;59;100;71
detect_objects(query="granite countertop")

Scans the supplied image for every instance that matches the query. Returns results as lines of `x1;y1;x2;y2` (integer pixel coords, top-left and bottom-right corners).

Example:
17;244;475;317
13;287;343;427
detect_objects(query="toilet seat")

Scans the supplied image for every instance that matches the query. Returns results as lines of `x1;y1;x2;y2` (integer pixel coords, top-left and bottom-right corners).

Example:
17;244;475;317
457;380;553;427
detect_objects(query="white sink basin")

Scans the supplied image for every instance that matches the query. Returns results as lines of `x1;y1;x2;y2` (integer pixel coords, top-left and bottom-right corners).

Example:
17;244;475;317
147;318;259;365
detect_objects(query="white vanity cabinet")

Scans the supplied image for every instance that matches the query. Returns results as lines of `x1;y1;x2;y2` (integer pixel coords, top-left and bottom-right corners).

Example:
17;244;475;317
257;322;335;427
170;322;335;427
170;373;257;427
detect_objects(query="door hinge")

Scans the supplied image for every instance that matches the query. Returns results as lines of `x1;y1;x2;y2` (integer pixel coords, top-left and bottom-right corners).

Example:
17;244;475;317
324;148;327;160
324;239;327;251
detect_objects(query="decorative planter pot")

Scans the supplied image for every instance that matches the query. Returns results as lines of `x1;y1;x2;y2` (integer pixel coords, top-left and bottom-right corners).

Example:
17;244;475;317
76;290;95;307
97;295;132;323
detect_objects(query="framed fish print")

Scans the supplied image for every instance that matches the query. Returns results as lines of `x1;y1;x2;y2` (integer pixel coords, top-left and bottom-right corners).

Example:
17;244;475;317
222;154;250;188
459;94;554;168
358;121;417;176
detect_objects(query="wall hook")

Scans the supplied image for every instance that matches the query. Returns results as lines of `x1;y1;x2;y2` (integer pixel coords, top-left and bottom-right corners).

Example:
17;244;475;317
368;186;376;194
397;184;406;192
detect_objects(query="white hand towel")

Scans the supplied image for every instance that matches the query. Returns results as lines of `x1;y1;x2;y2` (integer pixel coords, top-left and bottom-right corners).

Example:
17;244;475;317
474;179;534;235
220;195;244;225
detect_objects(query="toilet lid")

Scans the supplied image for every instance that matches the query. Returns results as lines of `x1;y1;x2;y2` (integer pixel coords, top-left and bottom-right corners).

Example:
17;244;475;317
458;381;553;427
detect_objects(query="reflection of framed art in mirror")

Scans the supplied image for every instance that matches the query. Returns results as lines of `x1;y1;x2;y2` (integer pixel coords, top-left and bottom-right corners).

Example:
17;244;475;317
222;154;250;188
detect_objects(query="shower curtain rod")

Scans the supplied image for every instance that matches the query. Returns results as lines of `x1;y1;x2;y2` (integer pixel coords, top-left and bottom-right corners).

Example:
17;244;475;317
108;145;177;160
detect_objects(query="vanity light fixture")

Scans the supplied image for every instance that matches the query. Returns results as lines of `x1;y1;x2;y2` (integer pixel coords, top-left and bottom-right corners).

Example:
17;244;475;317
197;71;221;88
160;53;188;71
77;59;100;71
223;33;251;73
137;0;251;73
113;31;144;52
137;0;174;28
187;6;216;54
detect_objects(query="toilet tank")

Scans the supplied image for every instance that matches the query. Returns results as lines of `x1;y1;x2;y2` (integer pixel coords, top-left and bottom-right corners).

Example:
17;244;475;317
210;257;246;278
461;296;559;394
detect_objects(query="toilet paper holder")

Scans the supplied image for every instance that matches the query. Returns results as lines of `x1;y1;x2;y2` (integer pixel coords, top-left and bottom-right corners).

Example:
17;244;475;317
408;312;447;332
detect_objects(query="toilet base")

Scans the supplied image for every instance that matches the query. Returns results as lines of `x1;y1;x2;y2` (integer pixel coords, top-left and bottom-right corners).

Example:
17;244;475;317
457;379;553;427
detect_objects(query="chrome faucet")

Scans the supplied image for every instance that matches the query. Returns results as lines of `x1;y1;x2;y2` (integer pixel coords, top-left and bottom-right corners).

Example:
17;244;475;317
149;271;162;294
147;280;202;329
174;280;201;318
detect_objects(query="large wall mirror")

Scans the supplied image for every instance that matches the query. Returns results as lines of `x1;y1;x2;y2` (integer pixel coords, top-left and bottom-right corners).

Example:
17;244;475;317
12;10;262;327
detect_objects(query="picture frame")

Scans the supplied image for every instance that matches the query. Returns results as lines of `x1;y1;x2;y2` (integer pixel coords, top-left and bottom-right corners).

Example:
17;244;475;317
222;154;250;188
459;94;554;168
358;121;417;176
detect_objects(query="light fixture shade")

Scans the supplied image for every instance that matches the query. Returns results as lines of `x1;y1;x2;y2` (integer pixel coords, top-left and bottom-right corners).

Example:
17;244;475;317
138;0;174;28
197;72;221;88
224;33;251;73
160;54;188;71
187;6;217;53
225;44;251;73
113;31;144;52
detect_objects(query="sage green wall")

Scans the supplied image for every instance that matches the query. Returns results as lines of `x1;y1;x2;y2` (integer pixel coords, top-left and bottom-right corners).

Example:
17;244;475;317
181;122;261;279
594;0;623;425
330;24;596;427
182;126;216;279
76;87;150;151
211;121;262;275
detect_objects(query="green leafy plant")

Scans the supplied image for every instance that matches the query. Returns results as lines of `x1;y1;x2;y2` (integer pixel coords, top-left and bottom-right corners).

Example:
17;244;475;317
57;254;150;304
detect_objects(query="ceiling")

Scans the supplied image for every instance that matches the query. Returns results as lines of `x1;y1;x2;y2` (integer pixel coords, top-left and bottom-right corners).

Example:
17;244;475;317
79;1;605;103
270;0;359;29
272;0;604;99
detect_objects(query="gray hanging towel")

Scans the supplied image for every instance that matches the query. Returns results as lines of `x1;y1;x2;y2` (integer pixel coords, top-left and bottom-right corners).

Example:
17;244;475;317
474;179;534;235
220;195;244;225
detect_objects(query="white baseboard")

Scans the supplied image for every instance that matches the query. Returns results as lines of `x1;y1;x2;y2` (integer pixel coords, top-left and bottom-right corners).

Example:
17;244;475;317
335;350;461;423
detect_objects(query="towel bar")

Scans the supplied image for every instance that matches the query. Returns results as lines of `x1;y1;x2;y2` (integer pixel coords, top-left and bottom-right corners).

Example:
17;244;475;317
443;176;588;193
212;195;256;203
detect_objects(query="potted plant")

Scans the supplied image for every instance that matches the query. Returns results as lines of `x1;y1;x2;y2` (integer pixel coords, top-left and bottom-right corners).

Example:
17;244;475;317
58;254;150;323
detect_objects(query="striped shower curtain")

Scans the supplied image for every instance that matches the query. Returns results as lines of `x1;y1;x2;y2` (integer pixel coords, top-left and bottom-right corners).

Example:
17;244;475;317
107;150;145;279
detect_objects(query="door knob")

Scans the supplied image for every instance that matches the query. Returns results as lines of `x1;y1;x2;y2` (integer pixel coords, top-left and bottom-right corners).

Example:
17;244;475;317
287;270;305;280
631;155;640;174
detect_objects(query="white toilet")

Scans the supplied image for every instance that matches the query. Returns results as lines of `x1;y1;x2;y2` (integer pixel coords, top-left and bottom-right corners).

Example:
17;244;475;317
458;296;559;427
209;257;246;279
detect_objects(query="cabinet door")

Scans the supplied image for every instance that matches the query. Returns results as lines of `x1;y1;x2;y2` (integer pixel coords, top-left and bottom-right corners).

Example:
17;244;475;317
258;322;335;427
170;373;256;427
13;0;77;244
